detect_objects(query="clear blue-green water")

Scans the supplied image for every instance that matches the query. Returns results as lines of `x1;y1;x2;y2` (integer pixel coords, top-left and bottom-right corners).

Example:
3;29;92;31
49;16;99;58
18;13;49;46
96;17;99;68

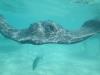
0;0;100;75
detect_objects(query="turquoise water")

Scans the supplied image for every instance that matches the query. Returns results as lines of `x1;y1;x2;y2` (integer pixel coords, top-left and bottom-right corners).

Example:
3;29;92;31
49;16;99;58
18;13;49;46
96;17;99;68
0;0;100;75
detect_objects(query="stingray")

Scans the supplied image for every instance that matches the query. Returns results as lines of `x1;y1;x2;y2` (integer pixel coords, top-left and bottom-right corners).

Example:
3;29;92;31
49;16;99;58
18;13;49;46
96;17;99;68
0;15;100;45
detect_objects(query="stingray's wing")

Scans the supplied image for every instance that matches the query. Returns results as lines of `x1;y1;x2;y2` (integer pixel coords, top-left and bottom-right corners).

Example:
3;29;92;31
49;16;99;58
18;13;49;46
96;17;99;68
0;15;17;38
0;15;31;43
69;19;100;44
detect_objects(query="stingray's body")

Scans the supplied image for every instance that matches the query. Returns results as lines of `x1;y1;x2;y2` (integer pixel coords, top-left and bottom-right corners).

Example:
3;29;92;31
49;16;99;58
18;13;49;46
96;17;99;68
0;15;100;45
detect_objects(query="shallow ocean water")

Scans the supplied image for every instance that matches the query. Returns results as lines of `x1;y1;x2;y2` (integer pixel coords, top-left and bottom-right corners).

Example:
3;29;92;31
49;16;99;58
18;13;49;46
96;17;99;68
0;0;100;75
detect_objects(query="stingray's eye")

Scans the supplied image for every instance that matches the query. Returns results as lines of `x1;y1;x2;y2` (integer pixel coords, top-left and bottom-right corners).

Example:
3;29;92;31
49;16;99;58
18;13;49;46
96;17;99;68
29;23;39;31
46;24;55;32
42;21;57;33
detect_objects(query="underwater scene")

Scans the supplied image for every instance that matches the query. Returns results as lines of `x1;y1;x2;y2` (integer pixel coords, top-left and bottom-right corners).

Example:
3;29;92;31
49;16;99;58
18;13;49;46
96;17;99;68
0;0;100;75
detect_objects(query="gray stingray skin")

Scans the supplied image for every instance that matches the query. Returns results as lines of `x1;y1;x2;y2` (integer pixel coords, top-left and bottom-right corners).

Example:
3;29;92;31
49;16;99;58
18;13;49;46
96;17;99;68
0;15;100;45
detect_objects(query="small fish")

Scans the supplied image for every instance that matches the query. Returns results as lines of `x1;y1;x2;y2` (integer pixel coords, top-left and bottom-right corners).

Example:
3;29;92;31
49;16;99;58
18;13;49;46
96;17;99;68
32;56;42;70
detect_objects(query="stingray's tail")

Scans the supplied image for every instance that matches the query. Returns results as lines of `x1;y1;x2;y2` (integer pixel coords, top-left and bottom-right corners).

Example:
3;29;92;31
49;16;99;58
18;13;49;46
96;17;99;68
81;19;100;34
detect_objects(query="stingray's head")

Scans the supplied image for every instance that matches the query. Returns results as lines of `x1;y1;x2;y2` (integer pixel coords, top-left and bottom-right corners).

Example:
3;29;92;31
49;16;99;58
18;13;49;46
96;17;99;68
20;20;65;45
28;20;62;38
